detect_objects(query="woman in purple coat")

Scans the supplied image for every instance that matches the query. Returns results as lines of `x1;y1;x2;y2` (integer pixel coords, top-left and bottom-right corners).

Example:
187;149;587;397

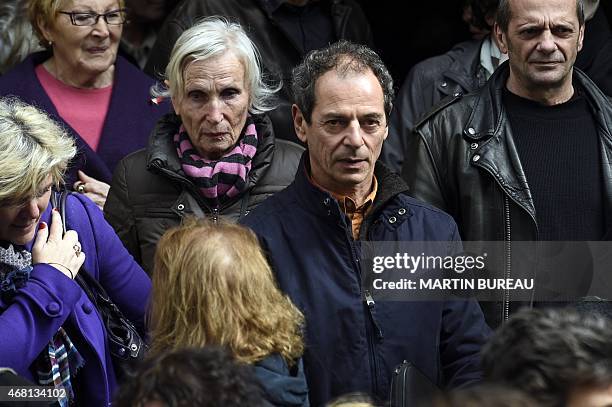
0;97;151;406
0;0;168;209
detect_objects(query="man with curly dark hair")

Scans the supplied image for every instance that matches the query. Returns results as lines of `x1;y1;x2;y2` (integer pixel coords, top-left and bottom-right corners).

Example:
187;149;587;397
482;308;612;407
114;347;267;407
242;40;490;406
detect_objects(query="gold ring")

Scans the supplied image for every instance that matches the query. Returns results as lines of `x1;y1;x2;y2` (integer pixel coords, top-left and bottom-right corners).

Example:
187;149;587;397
77;184;86;193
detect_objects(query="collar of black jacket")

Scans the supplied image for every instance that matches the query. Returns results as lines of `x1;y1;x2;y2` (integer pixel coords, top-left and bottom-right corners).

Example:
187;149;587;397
462;61;509;141
145;112;276;187
441;38;487;92
293;150;410;218
462;60;612;141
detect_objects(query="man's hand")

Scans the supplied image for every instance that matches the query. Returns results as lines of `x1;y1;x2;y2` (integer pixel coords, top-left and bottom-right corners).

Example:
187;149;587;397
73;170;110;210
32;209;85;279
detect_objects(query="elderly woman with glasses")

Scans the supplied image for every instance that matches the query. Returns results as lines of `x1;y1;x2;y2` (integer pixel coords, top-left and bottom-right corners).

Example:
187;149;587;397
0;97;151;406
104;17;303;274
0;0;168;209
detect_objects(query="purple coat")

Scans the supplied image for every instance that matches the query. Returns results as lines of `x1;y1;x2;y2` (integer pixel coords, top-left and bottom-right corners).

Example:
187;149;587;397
0;194;151;406
0;52;169;184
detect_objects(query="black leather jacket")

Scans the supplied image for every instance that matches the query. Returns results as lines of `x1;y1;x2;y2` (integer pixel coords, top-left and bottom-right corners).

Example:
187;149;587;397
383;39;488;172
402;62;612;328
104;113;304;274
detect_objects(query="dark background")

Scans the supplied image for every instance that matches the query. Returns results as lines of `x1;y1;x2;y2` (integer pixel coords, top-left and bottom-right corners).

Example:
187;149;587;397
356;1;471;85
355;1;612;88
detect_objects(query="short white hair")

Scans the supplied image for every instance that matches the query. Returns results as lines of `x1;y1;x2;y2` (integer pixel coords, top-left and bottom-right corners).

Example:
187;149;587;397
153;16;280;114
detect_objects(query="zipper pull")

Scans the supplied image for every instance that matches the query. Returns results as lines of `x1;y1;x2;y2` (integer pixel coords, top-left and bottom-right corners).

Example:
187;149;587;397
364;290;384;340
365;290;375;308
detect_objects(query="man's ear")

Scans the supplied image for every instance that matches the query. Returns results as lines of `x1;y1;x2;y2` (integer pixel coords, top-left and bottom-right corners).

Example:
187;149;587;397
494;23;508;54
577;24;585;52
292;104;308;144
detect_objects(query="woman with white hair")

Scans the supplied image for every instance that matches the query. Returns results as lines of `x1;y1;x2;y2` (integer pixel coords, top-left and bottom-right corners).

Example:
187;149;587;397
105;17;303;274
0;97;150;406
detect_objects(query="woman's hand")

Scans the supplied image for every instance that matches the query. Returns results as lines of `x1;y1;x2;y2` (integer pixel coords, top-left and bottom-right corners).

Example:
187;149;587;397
73;170;109;210
32;209;85;279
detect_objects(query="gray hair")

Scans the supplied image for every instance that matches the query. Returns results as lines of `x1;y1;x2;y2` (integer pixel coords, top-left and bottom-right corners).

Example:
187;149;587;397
0;0;41;74
0;97;75;206
291;40;394;124
496;0;584;32
153;16;279;114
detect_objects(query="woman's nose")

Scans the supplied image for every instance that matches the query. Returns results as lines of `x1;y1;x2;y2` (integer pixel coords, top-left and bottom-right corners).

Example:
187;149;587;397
20;198;40;220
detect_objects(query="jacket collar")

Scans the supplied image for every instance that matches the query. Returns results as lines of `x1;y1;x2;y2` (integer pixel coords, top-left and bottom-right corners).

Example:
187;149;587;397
464;61;612;140
463;60;612;229
293;151;410;219
462;60;509;141
442;39;487;93
146;113;277;188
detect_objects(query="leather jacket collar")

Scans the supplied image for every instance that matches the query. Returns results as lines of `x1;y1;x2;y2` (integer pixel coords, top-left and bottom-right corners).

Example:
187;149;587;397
463;61;612;231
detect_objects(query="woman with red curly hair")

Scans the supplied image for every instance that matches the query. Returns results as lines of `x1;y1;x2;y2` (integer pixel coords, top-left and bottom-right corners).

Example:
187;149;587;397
149;218;309;406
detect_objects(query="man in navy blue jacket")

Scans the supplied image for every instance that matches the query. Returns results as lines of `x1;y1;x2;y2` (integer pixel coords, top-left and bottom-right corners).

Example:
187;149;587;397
241;41;490;406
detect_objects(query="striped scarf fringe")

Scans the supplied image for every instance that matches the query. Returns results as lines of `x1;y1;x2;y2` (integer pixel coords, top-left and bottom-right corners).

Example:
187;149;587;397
36;327;85;406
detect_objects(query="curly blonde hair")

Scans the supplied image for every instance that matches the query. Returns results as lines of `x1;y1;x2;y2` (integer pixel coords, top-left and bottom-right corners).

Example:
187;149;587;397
149;218;305;366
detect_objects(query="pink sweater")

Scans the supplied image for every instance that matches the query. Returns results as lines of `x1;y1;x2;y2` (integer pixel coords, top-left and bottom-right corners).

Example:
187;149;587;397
35;64;113;151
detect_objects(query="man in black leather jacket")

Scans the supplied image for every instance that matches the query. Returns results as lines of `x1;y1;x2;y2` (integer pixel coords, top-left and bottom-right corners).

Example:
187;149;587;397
385;0;612;173
402;0;612;328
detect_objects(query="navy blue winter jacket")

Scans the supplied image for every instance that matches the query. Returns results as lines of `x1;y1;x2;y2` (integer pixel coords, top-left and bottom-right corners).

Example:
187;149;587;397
241;155;490;406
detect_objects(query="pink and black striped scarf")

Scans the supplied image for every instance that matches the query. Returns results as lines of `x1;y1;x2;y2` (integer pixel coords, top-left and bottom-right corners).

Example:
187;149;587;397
175;116;258;208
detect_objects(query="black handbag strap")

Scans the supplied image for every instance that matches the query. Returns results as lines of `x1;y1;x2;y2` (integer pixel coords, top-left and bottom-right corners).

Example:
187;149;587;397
51;191;92;299
50;191;127;317
50;191;147;367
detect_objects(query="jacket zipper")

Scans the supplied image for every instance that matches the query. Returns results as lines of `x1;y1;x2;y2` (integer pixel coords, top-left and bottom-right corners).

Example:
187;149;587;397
152;161;242;220
344;215;381;397
363;289;380;396
362;219;388;396
473;161;537;323
364;290;384;339
503;196;511;322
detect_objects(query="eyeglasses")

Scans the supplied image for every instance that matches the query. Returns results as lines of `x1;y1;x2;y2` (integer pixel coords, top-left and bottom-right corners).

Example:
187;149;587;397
58;9;127;26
